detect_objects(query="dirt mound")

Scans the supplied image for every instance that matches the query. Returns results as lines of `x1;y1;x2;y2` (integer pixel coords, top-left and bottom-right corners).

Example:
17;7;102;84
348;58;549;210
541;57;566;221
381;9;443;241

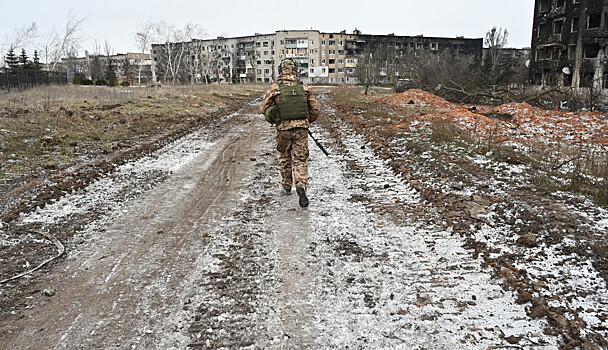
384;89;455;110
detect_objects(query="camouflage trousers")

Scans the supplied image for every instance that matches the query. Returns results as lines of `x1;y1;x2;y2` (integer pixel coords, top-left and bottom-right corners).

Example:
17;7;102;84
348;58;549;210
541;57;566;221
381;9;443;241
276;127;309;190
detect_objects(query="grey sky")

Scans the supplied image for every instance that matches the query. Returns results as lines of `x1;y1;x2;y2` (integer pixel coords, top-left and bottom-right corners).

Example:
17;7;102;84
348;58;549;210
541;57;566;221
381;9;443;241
2;0;534;56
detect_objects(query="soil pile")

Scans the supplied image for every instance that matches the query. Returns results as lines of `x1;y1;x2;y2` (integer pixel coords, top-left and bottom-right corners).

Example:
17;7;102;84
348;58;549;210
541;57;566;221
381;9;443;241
384;89;608;147
383;88;455;110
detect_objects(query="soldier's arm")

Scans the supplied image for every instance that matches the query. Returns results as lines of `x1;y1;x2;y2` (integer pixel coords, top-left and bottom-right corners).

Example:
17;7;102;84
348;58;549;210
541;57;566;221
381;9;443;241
259;84;280;114
304;86;320;122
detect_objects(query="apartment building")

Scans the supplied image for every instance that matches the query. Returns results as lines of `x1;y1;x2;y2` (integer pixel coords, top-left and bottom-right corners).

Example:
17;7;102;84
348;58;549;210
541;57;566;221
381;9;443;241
530;0;608;89
61;52;153;83
150;29;482;85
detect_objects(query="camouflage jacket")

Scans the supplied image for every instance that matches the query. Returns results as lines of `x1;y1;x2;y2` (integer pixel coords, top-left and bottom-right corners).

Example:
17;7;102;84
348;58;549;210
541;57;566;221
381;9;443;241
259;73;320;131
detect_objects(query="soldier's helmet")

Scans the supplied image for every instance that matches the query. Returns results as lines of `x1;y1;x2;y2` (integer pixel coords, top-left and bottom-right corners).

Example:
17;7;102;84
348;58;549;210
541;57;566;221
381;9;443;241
279;58;297;75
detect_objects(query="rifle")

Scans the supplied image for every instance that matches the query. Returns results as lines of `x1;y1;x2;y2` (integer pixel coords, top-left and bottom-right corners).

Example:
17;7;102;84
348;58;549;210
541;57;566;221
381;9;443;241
308;130;330;157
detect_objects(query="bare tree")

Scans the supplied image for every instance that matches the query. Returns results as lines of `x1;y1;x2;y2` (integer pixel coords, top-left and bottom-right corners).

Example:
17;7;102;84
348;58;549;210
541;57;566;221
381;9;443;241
484;27;509;75
44;11;86;71
152;21;205;84
135;21;155;86
2;22;38;67
355;42;381;95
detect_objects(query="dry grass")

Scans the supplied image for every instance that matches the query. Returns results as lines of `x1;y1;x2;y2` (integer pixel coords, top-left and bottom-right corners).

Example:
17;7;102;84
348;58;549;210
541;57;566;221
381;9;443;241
0;84;267;187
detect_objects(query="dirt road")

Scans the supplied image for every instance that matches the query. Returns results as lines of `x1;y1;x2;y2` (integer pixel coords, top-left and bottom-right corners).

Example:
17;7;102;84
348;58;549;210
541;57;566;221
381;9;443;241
0;93;600;349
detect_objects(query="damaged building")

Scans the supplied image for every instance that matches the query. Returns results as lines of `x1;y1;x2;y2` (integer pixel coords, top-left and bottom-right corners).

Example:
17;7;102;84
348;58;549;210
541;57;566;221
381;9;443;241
150;29;482;85
530;0;608;90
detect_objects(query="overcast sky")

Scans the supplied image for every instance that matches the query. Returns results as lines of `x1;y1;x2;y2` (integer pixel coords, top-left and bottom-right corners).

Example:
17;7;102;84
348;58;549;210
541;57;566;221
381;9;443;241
1;0;535;57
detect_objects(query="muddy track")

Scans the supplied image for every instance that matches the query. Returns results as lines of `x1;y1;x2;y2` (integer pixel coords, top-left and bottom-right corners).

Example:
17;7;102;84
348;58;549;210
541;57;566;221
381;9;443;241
0;103;266;349
0;90;606;349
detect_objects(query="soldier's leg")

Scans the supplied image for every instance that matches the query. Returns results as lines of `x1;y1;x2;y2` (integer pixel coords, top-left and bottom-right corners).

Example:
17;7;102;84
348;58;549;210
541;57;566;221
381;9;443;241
276;130;294;190
291;128;310;189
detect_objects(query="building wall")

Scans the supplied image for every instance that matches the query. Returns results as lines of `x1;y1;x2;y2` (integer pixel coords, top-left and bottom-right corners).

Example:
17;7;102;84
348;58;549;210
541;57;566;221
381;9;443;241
150;29;483;85
530;0;608;90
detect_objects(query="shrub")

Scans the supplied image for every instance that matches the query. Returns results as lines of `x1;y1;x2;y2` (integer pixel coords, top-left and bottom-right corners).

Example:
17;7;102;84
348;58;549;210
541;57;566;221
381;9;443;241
120;81;130;87
95;79;107;86
80;79;93;85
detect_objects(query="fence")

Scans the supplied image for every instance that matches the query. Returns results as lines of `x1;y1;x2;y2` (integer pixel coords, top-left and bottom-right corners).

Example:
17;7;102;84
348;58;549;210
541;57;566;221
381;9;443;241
0;68;68;92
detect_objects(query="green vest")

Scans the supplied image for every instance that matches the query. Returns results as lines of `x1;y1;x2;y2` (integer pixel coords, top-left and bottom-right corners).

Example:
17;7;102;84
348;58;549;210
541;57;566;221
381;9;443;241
276;82;308;121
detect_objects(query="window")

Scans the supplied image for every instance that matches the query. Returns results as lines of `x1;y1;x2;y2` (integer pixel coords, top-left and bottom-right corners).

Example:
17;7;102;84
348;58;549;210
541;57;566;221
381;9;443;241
329;68;335;73
321;50;326;55
271;50;275;55
338;68;344;73
257;60;261;64
347;58;356;64
321;68;326;73
553;19;564;34
338;59;344;64
280;40;284;45
310;68;314;73
264;51;269;56
264;69;270;74
257;78;262;82
539;0;550;12
321;59;326;64
310;40;314;45
430;42;438;50
321;40;326;45
584;43;600;58
329;50;336;55
338;40;344;46
338;50;344;55
256;42;261;47
539;23;550;37
310;59;314;65
329;40;336;45
263;42;269;47
587;12;601;29
572;17;579;32
580;71;593;87
329;59;335;64
568;45;576;59
256;69;262;74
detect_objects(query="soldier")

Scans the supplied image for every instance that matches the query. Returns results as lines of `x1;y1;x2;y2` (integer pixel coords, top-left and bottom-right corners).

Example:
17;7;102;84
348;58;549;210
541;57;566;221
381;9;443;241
259;58;320;207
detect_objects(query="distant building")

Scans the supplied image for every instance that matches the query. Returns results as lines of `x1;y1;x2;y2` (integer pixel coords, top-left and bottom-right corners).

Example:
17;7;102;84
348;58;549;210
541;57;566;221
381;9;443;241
60;52;153;84
530;0;608;90
150;29;483;85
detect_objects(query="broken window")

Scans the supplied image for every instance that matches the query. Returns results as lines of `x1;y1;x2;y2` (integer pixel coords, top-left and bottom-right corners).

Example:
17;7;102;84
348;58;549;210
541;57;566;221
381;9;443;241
603;71;608;89
430;42;438;50
587;12;601;29
564;72;573;87
329;40;336;46
329;59;335;64
539;23;550;37
568;45;577;59
584;43;600;58
539;0;550;12
328;68;335;73
572;17;579;32
580;71;594;87
553;19;564;34
537;47;552;60
556;0;565;8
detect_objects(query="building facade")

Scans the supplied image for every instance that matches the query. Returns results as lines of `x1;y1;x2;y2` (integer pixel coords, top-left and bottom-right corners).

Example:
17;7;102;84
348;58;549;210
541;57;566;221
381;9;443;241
530;0;608;90
151;29;483;85
61;52;153;84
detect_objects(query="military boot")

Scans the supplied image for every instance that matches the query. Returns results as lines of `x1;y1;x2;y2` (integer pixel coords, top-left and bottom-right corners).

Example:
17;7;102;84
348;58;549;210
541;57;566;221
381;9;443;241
296;186;309;208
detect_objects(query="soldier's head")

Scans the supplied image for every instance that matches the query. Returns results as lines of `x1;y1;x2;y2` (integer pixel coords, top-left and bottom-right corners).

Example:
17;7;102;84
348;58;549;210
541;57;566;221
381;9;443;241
279;58;297;76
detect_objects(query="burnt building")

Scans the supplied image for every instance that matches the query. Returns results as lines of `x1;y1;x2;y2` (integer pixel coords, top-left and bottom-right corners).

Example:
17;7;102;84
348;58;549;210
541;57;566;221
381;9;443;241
531;0;608;90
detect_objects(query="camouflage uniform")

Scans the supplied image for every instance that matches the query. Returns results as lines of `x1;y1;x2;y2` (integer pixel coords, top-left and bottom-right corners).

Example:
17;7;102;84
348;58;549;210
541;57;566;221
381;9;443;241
259;60;320;193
